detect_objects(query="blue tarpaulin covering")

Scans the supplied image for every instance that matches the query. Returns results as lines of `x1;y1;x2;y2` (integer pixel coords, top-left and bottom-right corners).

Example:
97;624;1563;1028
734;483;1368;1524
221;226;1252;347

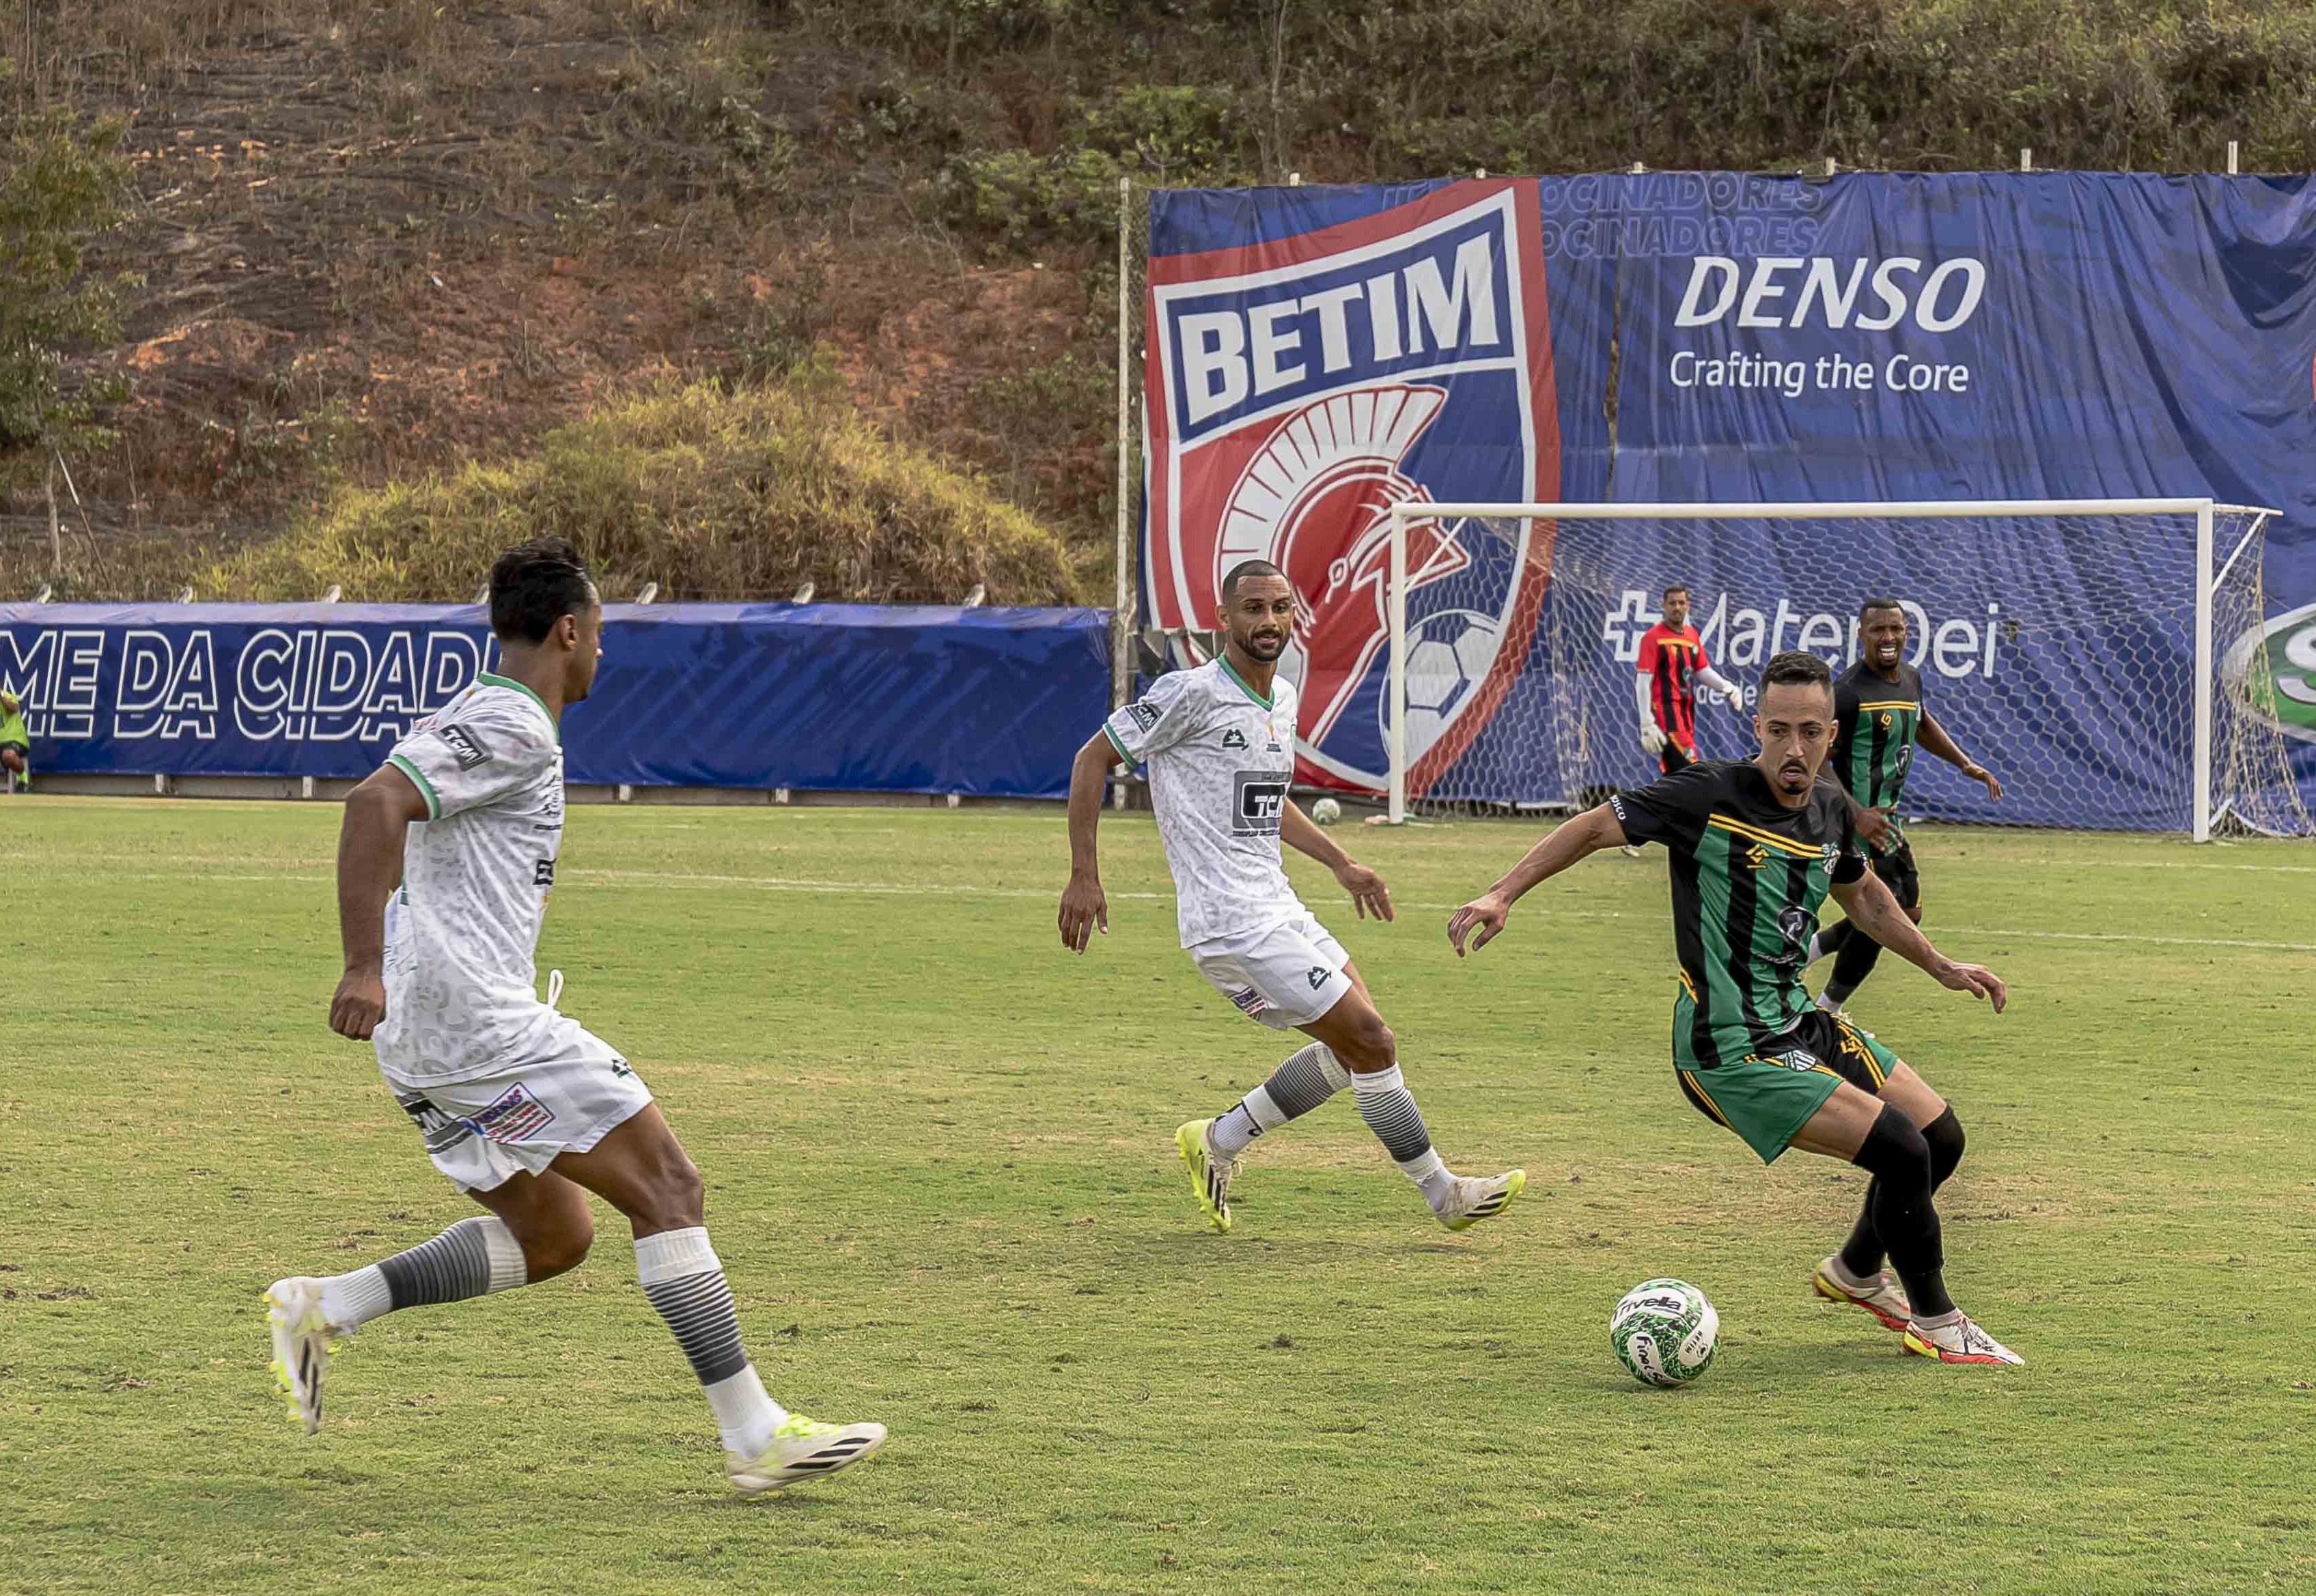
0;602;1111;798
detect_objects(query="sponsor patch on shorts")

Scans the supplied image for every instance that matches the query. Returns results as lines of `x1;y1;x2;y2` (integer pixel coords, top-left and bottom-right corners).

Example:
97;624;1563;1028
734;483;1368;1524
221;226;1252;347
1230;986;1270;1018
464;1082;557;1143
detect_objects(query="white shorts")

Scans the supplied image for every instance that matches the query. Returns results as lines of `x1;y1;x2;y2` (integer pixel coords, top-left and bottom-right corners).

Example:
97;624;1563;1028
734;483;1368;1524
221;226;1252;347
382;1019;653;1193
1189;911;1354;1031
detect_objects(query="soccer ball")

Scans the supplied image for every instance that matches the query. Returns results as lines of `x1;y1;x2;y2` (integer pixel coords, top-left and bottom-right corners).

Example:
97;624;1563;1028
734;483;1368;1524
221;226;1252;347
1610;1278;1718;1387
1311;796;1343;825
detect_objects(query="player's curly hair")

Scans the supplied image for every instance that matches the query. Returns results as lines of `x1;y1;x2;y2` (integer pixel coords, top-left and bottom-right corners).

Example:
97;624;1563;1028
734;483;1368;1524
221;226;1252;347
489;537;594;644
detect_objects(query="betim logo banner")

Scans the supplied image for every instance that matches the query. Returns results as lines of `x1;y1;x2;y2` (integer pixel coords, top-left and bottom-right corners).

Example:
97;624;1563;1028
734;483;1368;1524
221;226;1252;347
1144;180;1557;794
1144;172;2316;817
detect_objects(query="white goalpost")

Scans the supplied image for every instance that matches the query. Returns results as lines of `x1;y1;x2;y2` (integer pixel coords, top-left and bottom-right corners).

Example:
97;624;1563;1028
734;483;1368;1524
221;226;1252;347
1382;498;2308;841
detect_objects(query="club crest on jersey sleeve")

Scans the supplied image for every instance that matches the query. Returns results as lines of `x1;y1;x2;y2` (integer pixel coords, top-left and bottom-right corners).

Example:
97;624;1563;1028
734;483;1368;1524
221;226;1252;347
1145;180;1559;799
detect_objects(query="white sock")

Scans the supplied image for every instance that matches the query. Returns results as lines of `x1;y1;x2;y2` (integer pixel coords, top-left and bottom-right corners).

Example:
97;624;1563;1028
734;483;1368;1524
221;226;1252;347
1400;1147;1455;1210
1822;1253;1882;1293
319;1265;395;1330
1815;989;1841;1011
704;1363;788;1459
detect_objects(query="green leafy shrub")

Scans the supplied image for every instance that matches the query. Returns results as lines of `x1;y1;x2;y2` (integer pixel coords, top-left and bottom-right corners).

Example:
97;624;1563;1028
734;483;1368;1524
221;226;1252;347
201;377;1082;604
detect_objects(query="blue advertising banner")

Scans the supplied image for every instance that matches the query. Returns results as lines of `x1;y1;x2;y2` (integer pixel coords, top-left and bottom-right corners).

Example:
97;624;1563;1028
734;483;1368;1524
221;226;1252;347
1143;173;2316;826
0;602;1110;798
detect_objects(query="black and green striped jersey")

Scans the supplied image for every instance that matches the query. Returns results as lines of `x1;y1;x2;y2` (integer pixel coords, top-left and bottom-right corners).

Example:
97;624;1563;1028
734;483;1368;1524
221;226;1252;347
1610;761;1868;1071
1832;660;1924;822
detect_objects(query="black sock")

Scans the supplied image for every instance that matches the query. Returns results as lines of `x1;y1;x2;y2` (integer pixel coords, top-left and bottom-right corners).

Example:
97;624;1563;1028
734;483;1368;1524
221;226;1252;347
1823;922;1883;1004
1812;919;1854;964
1848;1105;1954;1319
1839;1106;1966;1280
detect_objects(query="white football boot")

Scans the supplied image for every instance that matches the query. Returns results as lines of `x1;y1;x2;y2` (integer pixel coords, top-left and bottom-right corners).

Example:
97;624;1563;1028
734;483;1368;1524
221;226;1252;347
1813;1256;1913;1331
1436;1168;1527;1232
1903;1313;2024;1366
727;1415;888;1496
264;1276;347;1433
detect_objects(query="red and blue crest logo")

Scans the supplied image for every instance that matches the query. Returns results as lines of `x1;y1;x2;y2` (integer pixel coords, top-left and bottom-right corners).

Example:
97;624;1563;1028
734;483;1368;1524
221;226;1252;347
1144;180;1559;793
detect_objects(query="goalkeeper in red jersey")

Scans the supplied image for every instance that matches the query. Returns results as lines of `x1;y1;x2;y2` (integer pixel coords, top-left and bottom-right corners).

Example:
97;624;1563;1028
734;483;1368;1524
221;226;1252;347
1636;585;1747;771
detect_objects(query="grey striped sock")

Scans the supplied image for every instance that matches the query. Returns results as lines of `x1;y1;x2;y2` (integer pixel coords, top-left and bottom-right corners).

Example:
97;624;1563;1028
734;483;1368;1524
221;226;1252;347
1211;1042;1350;1157
1264;1041;1350;1119
1352;1065;1433;1162
376;1216;526;1312
637;1227;751;1387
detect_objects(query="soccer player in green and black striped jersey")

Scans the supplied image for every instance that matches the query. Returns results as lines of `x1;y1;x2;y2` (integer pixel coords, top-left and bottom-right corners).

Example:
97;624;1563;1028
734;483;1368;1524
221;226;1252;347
1447;651;2025;1365
1809;598;2003;1011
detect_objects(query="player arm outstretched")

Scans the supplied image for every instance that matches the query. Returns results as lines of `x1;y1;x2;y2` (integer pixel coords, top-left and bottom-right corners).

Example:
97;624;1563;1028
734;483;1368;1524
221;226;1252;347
1445;803;1628;955
1280;800;1393;921
1694;663;1746;716
1829;867;2006;1010
1631;671;1668;753
1919;710;2002;800
1059;729;1125;953
330;764;430;1039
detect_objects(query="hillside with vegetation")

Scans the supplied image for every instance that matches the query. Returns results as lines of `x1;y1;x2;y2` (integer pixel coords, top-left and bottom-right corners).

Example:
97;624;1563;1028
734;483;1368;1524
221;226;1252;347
5;0;2315;600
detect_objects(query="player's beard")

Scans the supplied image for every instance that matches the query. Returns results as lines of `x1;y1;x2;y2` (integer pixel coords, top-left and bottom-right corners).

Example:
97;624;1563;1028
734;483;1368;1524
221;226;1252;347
1772;755;1813;796
1236;626;1288;662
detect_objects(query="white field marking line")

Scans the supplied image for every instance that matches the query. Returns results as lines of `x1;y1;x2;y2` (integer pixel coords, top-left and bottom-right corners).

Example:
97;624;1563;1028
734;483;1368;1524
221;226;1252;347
66;863;2316;952
563;870;2316;952
62;849;2316;876
2105;860;2316;874
1949;926;2316;953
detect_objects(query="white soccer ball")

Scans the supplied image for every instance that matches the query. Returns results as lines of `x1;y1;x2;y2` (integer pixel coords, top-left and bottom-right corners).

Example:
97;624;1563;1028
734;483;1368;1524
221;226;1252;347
1610;1278;1719;1387
1311;796;1343;826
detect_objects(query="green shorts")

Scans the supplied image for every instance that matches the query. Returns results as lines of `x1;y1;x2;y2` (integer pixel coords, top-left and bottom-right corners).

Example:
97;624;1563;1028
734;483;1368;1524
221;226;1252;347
1672;1006;1903;1164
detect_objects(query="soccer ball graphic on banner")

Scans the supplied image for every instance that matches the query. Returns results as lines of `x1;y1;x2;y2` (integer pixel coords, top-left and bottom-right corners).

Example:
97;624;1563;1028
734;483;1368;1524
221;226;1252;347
1610;1278;1719;1387
1391;608;1505;757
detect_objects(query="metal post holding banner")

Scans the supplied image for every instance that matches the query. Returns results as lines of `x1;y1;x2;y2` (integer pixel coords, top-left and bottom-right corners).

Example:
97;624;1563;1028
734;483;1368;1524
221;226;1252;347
1111;174;1137;808
2192;497;2215;843
1387;503;1408;826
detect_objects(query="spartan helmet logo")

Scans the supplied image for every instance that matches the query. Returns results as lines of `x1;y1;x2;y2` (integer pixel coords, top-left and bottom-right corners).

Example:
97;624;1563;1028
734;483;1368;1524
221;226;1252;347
1214;384;1471;746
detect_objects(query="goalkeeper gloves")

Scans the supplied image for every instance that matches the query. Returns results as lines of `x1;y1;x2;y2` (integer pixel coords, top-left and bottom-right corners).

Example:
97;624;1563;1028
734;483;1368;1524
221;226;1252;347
1638;724;1668;755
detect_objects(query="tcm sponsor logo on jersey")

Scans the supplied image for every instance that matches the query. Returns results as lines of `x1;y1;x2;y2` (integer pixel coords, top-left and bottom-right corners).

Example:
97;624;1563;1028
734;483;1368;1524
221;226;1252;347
1603;590;2006;682
1143;181;1558;796
1232;773;1287;836
436;722;494;770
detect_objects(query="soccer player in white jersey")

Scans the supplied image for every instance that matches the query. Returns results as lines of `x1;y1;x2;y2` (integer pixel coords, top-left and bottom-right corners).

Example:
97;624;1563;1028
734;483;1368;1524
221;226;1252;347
262;537;883;1496
1059;559;1524;1234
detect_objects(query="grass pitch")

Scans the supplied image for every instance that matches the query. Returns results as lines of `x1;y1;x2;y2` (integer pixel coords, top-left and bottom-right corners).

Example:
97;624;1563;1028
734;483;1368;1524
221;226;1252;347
3;798;2311;1595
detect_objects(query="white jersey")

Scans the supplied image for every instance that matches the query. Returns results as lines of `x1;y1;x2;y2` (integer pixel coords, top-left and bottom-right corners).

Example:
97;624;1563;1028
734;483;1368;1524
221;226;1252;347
1104;658;1307;949
373;675;566;1084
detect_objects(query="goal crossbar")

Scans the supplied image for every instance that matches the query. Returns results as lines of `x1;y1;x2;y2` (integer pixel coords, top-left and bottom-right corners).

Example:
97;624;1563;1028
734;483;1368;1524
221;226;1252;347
1382;498;2284;839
